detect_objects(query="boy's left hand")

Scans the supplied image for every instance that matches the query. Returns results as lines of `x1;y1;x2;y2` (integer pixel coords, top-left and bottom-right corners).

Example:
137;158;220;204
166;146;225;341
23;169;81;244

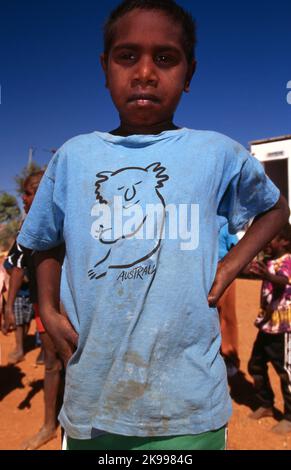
41;308;79;368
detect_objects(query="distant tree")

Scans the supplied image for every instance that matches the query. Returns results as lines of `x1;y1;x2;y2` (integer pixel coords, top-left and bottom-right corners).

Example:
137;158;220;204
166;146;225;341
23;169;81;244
14;161;44;195
0;158;49;252
0;192;21;252
0;192;20;223
0;220;20;252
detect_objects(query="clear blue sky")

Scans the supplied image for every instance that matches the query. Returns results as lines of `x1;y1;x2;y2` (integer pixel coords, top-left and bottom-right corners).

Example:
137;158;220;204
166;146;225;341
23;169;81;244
1;0;291;196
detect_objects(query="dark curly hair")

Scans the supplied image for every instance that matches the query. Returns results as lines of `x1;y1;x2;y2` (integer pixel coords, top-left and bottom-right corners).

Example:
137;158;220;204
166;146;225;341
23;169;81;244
103;0;196;64
24;171;45;193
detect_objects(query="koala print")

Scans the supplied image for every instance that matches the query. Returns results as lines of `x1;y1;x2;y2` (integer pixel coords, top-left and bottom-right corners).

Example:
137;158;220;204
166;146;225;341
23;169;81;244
88;162;169;280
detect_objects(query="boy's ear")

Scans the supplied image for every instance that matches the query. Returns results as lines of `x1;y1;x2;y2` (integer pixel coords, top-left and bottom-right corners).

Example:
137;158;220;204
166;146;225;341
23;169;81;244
184;59;197;93
100;54;109;88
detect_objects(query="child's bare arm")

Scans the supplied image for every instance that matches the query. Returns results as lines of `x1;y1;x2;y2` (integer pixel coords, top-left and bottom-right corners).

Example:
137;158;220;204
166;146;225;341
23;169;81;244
250;261;289;286
2;267;25;334
34;245;79;367
208;195;290;306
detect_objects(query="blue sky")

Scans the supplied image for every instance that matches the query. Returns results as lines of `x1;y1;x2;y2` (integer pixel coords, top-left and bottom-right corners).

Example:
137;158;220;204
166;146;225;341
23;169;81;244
1;0;291;197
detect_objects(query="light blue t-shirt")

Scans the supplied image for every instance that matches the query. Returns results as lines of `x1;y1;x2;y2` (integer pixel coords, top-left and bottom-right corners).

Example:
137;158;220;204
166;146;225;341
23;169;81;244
17;128;280;439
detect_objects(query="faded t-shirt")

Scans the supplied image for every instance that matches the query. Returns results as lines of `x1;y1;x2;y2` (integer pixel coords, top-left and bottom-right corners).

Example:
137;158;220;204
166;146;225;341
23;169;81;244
17;128;280;439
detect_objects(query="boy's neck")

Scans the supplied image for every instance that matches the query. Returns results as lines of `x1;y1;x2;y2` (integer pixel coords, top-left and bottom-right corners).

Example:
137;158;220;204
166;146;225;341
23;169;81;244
110;120;180;137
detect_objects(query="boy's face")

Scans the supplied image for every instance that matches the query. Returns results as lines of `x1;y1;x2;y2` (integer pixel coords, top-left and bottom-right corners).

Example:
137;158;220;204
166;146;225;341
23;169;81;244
101;9;195;133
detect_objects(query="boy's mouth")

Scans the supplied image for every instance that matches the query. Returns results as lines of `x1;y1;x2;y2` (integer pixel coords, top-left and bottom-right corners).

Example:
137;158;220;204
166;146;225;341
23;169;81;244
128;94;160;106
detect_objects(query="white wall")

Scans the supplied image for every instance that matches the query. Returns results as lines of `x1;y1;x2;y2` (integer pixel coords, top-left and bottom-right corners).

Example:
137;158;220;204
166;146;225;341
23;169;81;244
250;137;291;212
250;139;291;162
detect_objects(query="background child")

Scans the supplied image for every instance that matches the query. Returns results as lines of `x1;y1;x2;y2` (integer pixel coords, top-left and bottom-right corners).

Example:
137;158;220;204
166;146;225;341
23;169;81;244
0;259;9;331
3;171;63;450
3;173;44;349
17;0;289;450
248;224;291;434
2;257;33;364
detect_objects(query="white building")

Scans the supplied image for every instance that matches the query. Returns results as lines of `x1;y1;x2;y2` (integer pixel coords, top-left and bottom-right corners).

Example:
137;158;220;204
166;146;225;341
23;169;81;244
250;135;291;209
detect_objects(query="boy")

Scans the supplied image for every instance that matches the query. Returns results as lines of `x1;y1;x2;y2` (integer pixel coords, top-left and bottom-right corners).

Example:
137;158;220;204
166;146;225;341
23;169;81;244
17;0;289;450
248;225;291;434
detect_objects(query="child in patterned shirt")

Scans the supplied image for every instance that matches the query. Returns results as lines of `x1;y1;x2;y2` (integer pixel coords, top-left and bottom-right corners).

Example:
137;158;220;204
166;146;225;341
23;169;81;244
248;224;291;434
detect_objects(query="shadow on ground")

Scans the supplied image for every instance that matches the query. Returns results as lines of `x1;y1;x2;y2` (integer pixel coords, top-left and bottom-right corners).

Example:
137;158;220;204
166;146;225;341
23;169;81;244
18;379;44;410
0;335;41;403
24;334;38;355
229;370;283;421
0;366;26;401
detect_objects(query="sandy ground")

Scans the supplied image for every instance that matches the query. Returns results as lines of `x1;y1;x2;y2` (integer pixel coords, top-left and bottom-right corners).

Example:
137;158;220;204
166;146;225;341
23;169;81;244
0;279;290;451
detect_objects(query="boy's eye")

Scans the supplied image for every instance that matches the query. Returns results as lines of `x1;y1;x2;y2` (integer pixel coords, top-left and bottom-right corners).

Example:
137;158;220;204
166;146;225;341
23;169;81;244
118;53;136;62
155;55;176;65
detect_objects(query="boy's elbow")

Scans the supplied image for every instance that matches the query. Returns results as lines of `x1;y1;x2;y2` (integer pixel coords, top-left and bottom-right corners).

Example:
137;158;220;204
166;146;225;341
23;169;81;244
278;194;290;218
273;194;290;224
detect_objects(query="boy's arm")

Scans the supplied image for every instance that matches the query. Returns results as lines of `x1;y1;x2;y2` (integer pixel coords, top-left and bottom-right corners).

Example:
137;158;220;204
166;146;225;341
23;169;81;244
34;245;78;367
2;267;24;334
208;195;290;306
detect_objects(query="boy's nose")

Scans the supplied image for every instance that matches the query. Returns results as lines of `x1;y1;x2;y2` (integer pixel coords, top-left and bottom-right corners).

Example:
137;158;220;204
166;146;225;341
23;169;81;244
132;57;158;87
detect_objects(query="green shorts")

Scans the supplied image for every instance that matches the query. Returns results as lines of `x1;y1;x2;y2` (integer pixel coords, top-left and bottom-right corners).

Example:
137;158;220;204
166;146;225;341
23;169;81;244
65;427;226;451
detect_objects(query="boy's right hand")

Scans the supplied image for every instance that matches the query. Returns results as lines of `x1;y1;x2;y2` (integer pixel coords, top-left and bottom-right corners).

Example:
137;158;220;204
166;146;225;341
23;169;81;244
42;309;79;367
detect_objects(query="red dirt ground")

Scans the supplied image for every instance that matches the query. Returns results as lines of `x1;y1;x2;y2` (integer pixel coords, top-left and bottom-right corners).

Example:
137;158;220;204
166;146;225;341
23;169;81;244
0;279;290;450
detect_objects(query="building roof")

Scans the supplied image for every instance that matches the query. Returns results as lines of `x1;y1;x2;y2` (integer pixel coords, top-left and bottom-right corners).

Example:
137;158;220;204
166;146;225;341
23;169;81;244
250;135;291;146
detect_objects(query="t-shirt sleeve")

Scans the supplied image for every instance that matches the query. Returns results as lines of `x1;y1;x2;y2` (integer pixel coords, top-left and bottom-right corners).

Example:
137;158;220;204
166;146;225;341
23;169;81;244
217;144;280;234
17;150;66;251
226;231;238;251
